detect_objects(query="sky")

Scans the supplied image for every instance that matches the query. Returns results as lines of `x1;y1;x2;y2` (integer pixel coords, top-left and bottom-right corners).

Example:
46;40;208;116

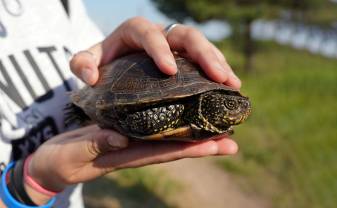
82;0;230;40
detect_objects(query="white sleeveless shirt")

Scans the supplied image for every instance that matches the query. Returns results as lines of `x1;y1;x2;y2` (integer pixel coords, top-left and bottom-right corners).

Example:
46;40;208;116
0;0;104;207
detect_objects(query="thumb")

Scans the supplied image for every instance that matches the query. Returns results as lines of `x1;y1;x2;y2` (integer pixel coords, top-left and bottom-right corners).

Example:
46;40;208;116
77;129;129;161
69;32;123;85
69;50;100;85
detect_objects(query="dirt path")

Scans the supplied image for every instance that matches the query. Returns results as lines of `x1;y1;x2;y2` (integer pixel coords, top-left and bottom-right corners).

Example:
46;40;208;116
154;158;270;208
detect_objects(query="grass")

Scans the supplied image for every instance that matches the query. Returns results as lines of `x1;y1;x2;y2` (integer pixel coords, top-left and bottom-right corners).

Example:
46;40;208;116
216;40;337;208
305;2;337;26
83;167;181;208
82;40;336;208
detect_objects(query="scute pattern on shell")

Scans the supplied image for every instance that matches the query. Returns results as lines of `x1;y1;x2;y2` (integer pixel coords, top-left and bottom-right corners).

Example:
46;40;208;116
89;52;239;107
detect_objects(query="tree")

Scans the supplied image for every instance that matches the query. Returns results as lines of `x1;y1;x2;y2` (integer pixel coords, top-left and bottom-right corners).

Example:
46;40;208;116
279;0;336;25
151;0;327;72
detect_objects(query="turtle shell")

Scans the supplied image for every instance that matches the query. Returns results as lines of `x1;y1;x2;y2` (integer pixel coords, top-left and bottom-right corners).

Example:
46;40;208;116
70;52;243;140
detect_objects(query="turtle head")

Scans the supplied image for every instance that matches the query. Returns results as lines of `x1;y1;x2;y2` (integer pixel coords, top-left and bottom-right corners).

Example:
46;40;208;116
201;91;251;130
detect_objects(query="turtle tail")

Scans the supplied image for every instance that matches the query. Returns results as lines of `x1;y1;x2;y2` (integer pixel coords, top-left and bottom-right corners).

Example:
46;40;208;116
64;103;90;127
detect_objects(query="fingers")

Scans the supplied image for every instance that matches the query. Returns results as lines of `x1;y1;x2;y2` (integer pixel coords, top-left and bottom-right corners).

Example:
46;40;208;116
86;130;129;157
66;129;129;163
61;125;100;138
211;45;241;89
166;25;241;88
70;17;241;89
121;17;177;75
90;137;237;174
70;17;177;85
214;137;238;155
69;50;99;85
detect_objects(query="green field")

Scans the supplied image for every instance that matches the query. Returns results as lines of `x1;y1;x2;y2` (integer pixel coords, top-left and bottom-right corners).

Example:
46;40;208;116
83;41;337;208
84;167;180;208
216;41;337;208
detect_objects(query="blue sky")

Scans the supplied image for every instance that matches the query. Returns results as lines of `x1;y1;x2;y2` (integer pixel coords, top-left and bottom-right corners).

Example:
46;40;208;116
82;0;230;40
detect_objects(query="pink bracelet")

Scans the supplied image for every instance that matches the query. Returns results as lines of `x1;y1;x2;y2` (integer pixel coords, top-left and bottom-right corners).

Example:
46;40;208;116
23;155;59;197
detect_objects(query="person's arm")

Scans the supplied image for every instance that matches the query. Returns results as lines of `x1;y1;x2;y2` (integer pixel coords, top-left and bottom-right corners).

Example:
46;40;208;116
1;125;237;207
0;182;52;206
1;17;241;207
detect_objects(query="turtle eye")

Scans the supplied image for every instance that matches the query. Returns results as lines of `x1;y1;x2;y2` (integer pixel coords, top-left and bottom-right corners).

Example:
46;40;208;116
224;99;238;110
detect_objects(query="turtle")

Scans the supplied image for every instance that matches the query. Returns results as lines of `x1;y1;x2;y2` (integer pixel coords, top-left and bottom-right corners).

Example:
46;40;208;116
66;52;251;141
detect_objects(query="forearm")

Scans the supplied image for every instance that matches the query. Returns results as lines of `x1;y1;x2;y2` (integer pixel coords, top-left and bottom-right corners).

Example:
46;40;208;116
0;179;56;207
0;158;58;207
0;189;50;207
0;190;51;208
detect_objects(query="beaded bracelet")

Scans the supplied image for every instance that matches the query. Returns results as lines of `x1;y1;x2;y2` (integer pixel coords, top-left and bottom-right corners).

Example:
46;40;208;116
0;161;56;208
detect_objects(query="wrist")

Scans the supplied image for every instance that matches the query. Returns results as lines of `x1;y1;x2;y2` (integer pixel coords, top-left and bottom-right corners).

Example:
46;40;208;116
27;155;66;194
23;183;52;206
0;161;57;208
23;155;65;205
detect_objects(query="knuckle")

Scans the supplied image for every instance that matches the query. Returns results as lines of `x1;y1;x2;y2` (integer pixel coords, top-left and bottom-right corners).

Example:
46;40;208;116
125;16;151;28
213;46;227;60
185;26;203;40
142;27;157;40
195;44;215;61
193;48;207;60
123;17;158;43
86;133;102;156
205;45;215;54
209;49;221;61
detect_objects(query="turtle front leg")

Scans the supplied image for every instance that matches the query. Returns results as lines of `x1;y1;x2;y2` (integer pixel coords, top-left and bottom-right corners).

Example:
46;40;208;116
124;104;184;135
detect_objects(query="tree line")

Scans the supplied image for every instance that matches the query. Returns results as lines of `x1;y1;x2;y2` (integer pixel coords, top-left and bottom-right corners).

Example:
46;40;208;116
152;0;336;72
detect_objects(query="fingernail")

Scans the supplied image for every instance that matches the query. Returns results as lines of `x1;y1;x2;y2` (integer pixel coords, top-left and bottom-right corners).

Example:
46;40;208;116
107;136;127;150
81;68;92;84
167;59;178;72
227;142;238;154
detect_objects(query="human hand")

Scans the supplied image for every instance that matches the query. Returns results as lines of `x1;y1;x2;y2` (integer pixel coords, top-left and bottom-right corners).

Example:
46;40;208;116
60;16;240;207
70;17;241;89
28;125;237;204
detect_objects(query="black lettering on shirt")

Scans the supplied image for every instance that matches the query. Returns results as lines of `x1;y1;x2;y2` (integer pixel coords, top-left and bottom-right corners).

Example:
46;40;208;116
0;45;72;109
11;117;58;160
38;46;72;91
9;54;38;99
23;50;54;102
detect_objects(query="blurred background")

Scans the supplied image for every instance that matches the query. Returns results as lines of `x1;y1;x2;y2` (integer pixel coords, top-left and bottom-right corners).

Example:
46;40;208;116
82;1;337;208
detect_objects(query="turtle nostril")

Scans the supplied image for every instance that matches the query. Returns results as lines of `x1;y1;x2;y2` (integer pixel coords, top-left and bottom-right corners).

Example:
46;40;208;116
242;100;250;110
